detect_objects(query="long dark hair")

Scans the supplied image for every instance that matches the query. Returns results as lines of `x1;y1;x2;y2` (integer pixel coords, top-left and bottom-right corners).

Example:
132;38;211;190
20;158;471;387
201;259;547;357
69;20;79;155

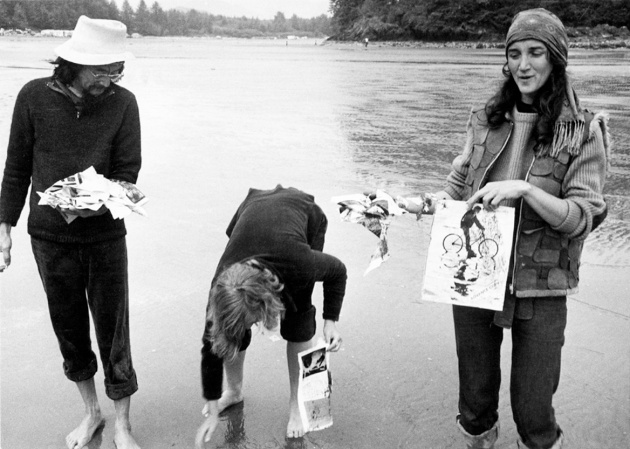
50;57;84;84
485;48;567;150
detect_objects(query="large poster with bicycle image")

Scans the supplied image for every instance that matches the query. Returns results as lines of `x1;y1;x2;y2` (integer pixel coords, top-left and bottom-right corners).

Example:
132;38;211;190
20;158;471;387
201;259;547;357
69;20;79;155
421;200;515;311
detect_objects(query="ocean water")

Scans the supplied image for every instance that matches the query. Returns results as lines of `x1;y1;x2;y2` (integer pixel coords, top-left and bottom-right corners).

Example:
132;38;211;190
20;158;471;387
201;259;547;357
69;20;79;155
117;37;630;265
2;37;628;218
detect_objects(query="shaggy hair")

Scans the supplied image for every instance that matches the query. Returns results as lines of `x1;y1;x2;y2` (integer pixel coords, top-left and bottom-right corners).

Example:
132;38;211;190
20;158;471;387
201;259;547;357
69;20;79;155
51;57;84;84
484;47;567;152
206;260;285;361
50;57;125;85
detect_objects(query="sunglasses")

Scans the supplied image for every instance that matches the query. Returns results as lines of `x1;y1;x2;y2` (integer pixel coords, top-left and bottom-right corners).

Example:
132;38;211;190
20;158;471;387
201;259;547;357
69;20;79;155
88;67;124;83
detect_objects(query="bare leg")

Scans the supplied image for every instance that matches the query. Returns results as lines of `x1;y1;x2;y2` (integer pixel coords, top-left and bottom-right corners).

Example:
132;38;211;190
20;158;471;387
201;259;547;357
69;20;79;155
66;378;104;449
113;396;140;449
218;350;246;413
286;339;315;438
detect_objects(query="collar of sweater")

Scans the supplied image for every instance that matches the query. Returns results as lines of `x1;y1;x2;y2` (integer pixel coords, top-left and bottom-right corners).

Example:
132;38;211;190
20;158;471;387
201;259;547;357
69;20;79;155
47;78;115;116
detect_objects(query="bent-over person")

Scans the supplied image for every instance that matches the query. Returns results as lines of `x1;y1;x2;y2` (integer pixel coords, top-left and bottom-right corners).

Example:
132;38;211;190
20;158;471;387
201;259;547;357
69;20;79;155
196;185;347;447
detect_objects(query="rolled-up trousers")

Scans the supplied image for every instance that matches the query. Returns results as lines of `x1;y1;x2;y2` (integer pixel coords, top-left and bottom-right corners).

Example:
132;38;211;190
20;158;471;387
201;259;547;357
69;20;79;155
31;236;138;400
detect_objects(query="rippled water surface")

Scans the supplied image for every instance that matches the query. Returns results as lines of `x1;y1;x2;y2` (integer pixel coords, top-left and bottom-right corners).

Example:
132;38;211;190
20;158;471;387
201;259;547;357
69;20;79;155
117;37;630;263
2;38;628;216
130;39;630;211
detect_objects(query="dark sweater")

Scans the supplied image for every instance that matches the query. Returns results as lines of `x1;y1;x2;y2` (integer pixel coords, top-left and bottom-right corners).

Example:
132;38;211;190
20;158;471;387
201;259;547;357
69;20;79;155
201;185;347;399
0;77;142;243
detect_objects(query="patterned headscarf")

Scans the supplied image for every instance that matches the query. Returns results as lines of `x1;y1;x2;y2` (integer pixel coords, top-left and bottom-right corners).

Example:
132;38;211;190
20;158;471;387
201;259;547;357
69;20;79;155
506;8;584;157
506;8;569;68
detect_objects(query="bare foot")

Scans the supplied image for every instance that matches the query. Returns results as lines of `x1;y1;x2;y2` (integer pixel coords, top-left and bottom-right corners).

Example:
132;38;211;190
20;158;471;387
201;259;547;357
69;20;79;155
218;389;243;413
114;423;140;449
286;401;306;438
66;412;104;449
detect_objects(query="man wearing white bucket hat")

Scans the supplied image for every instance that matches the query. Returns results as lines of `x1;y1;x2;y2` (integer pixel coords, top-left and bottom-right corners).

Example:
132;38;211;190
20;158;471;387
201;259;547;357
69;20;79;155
0;16;142;449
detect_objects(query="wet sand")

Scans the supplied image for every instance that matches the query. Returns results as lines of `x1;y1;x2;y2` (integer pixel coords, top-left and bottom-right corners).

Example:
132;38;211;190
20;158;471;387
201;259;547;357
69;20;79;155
1;37;629;448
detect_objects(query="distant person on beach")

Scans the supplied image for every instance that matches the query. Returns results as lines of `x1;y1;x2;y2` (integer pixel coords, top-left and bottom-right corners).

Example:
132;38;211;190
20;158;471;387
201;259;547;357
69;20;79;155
394;8;609;449
195;185;347;447
0;16;142;449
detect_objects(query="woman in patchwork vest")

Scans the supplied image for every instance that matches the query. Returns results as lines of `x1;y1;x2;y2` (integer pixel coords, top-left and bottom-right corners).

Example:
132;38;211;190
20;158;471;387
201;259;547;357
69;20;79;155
400;8;609;449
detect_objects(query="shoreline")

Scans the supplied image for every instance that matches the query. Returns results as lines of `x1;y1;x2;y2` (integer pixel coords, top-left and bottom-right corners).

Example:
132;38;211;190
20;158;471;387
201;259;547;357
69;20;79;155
2;32;629;51
322;37;630;50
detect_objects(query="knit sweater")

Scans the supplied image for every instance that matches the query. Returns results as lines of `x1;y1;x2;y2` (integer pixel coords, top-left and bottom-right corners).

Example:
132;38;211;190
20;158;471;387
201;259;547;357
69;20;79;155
486;110;538;208
0;77;142;243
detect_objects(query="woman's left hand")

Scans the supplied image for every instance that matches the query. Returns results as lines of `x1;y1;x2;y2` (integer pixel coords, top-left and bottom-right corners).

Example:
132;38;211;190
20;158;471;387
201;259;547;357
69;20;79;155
467;180;531;211
323;320;343;352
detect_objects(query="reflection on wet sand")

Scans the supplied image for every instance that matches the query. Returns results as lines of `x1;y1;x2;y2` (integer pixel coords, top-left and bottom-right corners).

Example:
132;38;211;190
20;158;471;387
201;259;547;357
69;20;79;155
86;423;104;449
218;401;311;449
221;402;247;448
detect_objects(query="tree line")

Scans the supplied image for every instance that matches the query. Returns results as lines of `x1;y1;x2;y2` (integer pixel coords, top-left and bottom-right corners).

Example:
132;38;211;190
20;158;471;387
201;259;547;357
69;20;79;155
0;0;332;37
329;0;630;41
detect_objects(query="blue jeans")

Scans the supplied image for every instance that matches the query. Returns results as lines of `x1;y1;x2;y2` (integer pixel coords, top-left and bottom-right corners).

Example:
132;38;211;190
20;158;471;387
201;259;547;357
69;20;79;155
453;295;566;449
31;237;138;400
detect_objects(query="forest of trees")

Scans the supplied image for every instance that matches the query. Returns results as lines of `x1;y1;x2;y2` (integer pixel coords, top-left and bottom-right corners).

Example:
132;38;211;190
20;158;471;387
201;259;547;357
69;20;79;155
0;0;332;37
2;0;629;41
329;0;630;41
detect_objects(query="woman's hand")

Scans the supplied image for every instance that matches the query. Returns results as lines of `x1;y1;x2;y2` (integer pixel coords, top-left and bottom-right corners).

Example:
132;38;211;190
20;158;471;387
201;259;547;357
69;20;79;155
467;180;531;211
395;196;425;214
195;401;220;449
323;320;343;352
365;190;445;216
468;180;569;227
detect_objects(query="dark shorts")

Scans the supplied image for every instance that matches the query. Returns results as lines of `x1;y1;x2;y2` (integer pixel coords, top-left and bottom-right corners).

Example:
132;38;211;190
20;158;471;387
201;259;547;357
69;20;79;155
237;303;317;352
280;304;317;342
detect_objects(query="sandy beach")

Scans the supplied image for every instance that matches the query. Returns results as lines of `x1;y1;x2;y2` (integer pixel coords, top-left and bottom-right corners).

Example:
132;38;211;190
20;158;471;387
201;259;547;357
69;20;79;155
0;37;628;449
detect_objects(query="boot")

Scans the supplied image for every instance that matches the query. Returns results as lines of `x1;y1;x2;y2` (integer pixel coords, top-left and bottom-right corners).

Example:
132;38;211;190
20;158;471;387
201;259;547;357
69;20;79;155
457;418;500;449
517;430;564;449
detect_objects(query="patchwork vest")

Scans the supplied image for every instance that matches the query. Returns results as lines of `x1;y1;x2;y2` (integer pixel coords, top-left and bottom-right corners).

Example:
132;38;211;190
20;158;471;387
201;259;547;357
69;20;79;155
462;109;593;298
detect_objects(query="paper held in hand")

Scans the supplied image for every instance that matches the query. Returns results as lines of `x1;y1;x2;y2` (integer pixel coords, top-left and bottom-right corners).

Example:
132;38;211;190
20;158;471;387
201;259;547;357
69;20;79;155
37;166;148;224
297;342;333;433
331;190;409;275
421;200;515;311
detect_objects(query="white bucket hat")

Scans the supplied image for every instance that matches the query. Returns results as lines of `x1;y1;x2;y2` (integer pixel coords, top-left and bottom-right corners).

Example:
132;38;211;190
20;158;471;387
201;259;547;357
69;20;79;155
54;15;134;66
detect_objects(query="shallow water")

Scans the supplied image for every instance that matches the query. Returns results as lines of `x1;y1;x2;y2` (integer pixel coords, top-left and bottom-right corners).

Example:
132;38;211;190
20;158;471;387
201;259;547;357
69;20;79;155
0;37;628;449
122;37;630;264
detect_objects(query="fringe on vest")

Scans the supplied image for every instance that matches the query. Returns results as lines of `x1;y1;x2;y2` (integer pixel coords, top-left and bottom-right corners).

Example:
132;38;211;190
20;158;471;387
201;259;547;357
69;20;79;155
548;118;585;158
540;76;601;159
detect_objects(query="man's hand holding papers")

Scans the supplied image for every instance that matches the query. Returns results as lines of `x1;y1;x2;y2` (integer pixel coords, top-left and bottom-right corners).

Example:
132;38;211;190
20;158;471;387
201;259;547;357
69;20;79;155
37;166;148;224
